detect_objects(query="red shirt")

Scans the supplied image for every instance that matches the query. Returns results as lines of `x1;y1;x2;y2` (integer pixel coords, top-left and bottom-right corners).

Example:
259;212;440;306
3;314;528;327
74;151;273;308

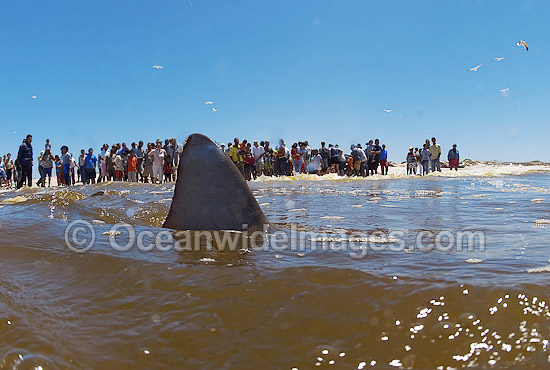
127;157;138;172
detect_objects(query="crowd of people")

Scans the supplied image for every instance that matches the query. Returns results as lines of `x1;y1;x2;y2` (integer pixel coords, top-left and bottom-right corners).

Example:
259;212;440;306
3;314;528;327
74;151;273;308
222;138;390;180
0;134;460;189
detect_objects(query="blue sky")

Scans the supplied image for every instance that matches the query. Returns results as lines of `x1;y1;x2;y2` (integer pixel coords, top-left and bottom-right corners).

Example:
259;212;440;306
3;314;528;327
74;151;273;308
0;0;548;163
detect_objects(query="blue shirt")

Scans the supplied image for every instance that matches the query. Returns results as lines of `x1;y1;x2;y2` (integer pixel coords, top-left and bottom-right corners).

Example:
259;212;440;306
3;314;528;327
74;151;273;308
379;149;388;160
85;154;97;169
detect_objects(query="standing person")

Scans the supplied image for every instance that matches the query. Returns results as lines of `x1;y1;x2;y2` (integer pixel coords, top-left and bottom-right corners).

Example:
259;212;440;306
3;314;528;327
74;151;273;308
5;153;14;188
149;141;166;184
406;147;416;175
42;149;54;187
54;155;63;186
61;146;71;186
84;148;97;185
369;139;382;176
0;157;5;187
172;138;183;180
448;144;460;171
135;141;145;182
17;134;33;189
351;145;362;176
252;141;265;178
421;144;431;175
243;143;256;181
114;151;124;181
37;150;45;187
319;141;329;175
142;143;154;183
228;138;244;176
291;143;302;174
330;144;340;173
78;149;87;184
163;156;172;183
98;144;108;182
415;148;423;176
127;151;138;182
430;137;441;172
379;144;389;175
308;149;322;175
70;153;77;185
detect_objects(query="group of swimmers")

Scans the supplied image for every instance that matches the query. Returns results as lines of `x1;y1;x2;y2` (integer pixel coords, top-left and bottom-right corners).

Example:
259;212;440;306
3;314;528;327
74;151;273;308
222;138;389;180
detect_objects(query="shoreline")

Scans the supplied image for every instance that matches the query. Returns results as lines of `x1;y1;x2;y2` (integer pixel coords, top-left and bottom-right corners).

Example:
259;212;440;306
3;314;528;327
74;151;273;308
1;162;549;194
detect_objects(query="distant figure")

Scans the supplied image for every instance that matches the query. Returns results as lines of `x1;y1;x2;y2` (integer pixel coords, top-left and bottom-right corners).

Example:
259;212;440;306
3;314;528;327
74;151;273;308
127;151;138;182
406;147;416;175
42;149;54;187
319;141;329;174
421;144;431;175
448;144;460;171
252;141;265;178
430;137;441;172
85;148;98;185
17;134;33;189
61;146;71;186
379;144;388;175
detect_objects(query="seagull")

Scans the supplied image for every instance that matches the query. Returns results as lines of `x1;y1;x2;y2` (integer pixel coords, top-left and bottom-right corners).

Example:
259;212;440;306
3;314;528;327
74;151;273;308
383;109;392;113
31;96;37;99
517;40;528;51
499;88;510;93
494;57;506;61
12;131;16;134
468;64;482;72
152;65;164;69
212;107;218;112
204;101;214;105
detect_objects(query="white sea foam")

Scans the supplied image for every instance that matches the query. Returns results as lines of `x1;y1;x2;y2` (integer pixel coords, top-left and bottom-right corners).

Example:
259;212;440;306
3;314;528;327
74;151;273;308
252;164;550;182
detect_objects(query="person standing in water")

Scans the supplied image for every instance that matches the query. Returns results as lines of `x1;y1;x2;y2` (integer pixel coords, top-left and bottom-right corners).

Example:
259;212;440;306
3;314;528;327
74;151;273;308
17;134;33;189
430;137;441;172
379;144;388;175
448;144;460;171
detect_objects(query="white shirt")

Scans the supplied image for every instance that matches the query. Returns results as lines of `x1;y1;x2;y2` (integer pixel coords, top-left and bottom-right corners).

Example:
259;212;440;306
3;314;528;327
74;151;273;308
252;146;265;164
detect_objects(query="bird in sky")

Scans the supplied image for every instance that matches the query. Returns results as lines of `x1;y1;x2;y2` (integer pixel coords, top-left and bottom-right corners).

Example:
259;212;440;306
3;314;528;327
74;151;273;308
499;88;510;93
31;96;37;99
383;109;392;113
204;101;214;105
517;40;528;51
494;57;506;61
468;64;482;72
152;65;164;69
212;107;218;112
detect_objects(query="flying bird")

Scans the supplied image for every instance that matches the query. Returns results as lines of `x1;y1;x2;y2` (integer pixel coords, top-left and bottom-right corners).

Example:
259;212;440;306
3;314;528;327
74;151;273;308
152;65;164;69
212;107;218;112
383;109;392;113
31;96;37;99
468;64;482;72
494;57;506;61
499;88;510;93
517;40;528;51
204;101;214;105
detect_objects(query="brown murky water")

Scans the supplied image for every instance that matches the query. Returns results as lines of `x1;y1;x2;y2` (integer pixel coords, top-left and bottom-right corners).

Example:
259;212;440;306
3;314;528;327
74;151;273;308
1;174;550;369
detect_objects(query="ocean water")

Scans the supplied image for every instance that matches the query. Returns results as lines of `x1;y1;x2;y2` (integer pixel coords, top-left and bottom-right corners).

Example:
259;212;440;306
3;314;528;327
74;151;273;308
1;167;550;369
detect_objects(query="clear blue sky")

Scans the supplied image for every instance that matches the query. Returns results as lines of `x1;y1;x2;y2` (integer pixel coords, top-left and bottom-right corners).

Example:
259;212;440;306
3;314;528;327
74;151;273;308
1;0;548;162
